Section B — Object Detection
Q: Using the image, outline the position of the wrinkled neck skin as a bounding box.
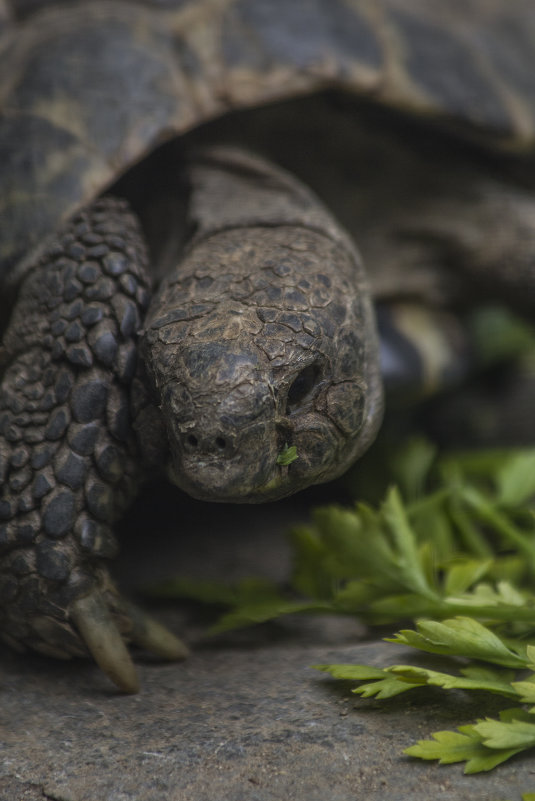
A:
[137,149,383,503]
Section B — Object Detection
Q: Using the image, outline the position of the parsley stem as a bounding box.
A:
[448,491,494,558]
[462,487,535,572]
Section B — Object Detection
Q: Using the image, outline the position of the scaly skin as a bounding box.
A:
[0,198,166,685]
[2,146,535,692]
[0,151,383,689]
[138,150,383,503]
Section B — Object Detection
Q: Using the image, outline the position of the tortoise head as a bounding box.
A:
[140,223,383,503]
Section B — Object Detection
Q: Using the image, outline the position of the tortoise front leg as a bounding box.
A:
[0,198,186,692]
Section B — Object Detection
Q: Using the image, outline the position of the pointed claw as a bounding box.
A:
[124,600,189,661]
[71,591,140,694]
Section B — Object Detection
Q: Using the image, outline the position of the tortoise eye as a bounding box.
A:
[287,364,321,411]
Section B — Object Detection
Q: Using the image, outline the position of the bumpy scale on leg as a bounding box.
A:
[0,198,186,692]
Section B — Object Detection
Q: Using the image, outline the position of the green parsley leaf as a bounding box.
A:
[510,678,535,707]
[277,444,298,465]
[314,663,421,698]
[473,716,535,750]
[496,451,535,507]
[387,618,529,668]
[145,437,535,780]
[405,723,524,773]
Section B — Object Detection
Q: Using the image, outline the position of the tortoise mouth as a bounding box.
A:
[166,455,293,503]
[164,405,373,504]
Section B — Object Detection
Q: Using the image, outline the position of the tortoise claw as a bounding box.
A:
[123,600,190,661]
[71,591,140,694]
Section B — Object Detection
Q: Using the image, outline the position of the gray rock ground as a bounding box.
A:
[1,484,535,801]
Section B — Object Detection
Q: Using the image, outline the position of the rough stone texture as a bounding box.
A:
[1,487,534,801]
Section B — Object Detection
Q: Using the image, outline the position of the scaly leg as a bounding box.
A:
[0,198,187,692]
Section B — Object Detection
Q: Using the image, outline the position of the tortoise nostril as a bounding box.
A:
[184,432,229,453]
[287,363,321,411]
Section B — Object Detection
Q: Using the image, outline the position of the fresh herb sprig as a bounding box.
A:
[148,440,535,773]
[316,619,535,773]
[155,442,535,631]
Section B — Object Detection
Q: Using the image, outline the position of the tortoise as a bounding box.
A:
[1,0,535,693]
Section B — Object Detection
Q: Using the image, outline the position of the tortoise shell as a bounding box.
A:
[1,0,535,282]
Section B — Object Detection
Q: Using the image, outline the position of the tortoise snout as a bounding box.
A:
[180,428,233,458]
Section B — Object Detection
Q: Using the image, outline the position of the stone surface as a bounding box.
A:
[1,484,535,801]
